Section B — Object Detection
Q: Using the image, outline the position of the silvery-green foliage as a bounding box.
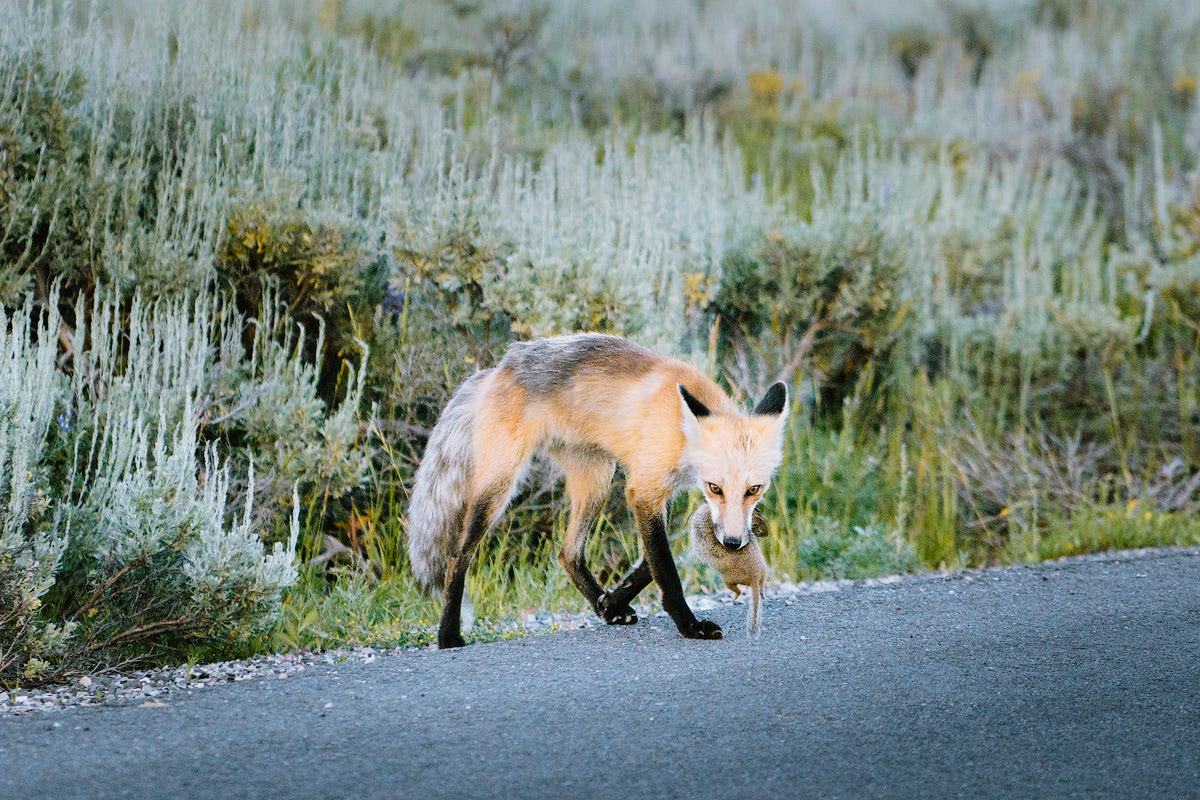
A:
[3,0,1198,324]
[208,285,372,526]
[6,0,1177,366]
[807,138,1118,363]
[1,284,353,681]
[83,406,299,648]
[417,126,773,351]
[0,2,779,357]
[0,294,62,540]
[77,286,360,665]
[67,292,220,501]
[0,1,441,298]
[1116,127,1200,342]
[312,0,1200,162]
[58,286,369,535]
[0,291,72,678]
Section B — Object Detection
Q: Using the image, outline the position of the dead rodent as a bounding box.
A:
[688,504,767,635]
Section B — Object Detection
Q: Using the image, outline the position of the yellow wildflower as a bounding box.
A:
[748,69,784,99]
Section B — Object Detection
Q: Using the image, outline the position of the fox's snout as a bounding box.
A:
[712,518,751,551]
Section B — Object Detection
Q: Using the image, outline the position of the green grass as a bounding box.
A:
[1004,505,1200,565]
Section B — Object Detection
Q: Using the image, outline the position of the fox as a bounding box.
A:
[406,333,788,649]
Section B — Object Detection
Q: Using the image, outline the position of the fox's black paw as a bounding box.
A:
[438,632,467,649]
[680,619,723,640]
[597,593,639,625]
[603,604,639,625]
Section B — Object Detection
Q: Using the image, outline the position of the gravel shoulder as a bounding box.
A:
[2,546,1198,800]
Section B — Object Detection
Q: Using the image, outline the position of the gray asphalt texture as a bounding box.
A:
[3,548,1199,800]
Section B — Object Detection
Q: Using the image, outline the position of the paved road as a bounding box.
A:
[3,548,1199,800]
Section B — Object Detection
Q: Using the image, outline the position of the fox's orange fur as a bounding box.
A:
[406,333,788,648]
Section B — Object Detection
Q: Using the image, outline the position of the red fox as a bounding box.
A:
[406,333,788,649]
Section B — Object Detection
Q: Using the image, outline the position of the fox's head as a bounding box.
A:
[678,382,788,552]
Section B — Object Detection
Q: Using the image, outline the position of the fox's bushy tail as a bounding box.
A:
[407,369,491,591]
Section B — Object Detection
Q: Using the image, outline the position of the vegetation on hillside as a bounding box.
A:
[3,0,1200,683]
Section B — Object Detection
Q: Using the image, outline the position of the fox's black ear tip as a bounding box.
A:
[678,384,712,418]
[754,382,789,417]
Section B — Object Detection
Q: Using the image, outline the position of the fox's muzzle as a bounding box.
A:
[716,516,751,550]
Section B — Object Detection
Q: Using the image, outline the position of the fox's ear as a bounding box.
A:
[678,385,711,419]
[678,384,710,442]
[753,382,788,417]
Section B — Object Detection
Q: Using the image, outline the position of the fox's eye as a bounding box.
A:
[707,482,723,496]
[745,485,762,497]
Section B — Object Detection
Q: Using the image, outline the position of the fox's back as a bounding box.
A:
[494,334,733,463]
[499,334,661,397]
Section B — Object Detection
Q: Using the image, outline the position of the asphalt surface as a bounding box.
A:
[2,548,1199,800]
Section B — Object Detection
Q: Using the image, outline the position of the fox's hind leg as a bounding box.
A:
[438,391,534,649]
[438,492,503,649]
[553,448,634,623]
[439,478,526,649]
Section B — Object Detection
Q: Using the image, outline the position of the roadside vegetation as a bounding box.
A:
[3,0,1200,684]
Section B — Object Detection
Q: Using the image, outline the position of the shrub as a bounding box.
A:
[0,289,338,684]
[218,204,389,395]
[796,518,918,580]
[0,291,71,680]
[207,286,373,531]
[713,219,908,404]
[54,418,299,667]
[0,52,88,304]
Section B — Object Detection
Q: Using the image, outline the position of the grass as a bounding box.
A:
[1004,504,1200,565]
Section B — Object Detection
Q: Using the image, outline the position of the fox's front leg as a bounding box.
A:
[597,558,651,625]
[635,504,721,640]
